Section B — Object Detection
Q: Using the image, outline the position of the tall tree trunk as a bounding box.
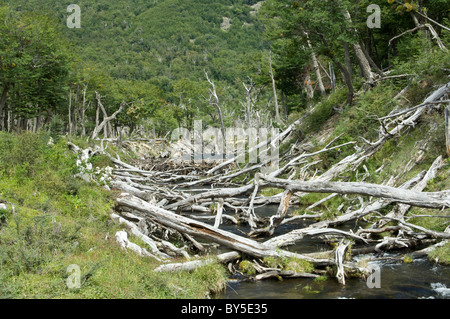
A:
[336,61,354,105]
[81,86,87,137]
[205,71,226,156]
[305,35,326,97]
[344,42,353,84]
[269,50,281,125]
[445,105,450,157]
[0,84,9,131]
[68,88,73,136]
[304,68,315,101]
[342,9,375,84]
[329,63,336,91]
[243,82,253,126]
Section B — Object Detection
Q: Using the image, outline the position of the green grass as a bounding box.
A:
[428,243,450,266]
[0,132,228,299]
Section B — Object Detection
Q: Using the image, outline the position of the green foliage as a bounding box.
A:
[239,260,257,276]
[1,0,272,135]
[303,88,348,135]
[0,131,228,298]
[428,243,450,265]
[333,84,400,140]
[0,213,81,276]
[263,255,314,273]
[0,6,72,122]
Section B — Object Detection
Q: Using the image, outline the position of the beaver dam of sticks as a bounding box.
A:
[70,82,450,287]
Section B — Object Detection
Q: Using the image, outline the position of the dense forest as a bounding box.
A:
[0,0,448,137]
[1,0,450,300]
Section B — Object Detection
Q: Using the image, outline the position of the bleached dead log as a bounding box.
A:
[268,141,356,178]
[255,270,320,281]
[110,180,154,202]
[258,174,450,210]
[110,213,171,261]
[114,230,162,260]
[307,82,449,184]
[264,227,368,248]
[261,170,432,248]
[412,239,450,259]
[154,251,240,272]
[385,217,450,240]
[206,110,313,175]
[213,198,224,229]
[188,213,238,225]
[372,156,443,229]
[249,190,292,237]
[335,240,351,285]
[164,184,254,211]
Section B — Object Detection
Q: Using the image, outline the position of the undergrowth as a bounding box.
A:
[0,132,227,299]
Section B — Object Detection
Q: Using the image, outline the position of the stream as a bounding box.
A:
[187,202,450,299]
[177,184,450,299]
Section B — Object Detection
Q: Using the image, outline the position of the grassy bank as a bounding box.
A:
[0,132,227,299]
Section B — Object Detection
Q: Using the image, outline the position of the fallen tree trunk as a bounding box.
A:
[257,174,450,210]
[154,251,240,272]
[371,156,443,230]
[164,184,254,211]
[116,193,332,265]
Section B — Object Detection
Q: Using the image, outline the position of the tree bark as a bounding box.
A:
[269,50,281,125]
[116,193,332,264]
[154,251,240,273]
[205,71,226,155]
[257,174,450,210]
[91,92,125,140]
[336,61,354,105]
[446,104,450,157]
[342,9,375,84]
[0,84,9,131]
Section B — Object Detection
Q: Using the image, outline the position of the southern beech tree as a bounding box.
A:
[0,7,71,132]
[260,0,449,108]
[261,0,382,106]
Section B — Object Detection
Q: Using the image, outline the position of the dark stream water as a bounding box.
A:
[182,189,450,299]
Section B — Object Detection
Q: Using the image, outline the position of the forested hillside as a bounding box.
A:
[1,0,270,135]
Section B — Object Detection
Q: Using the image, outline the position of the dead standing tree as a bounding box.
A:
[204,71,226,156]
[91,92,126,140]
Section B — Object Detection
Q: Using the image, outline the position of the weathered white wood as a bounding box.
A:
[154,251,240,272]
[111,180,154,202]
[373,156,443,229]
[213,198,224,229]
[206,111,311,175]
[255,270,320,281]
[258,174,450,210]
[164,184,254,210]
[116,193,333,265]
[335,240,351,285]
[264,227,368,248]
[110,213,171,261]
[91,92,125,140]
[249,189,292,237]
[114,230,161,260]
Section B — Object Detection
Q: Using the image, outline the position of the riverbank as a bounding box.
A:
[0,132,228,298]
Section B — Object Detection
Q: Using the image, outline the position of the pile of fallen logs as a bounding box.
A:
[69,81,450,285]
